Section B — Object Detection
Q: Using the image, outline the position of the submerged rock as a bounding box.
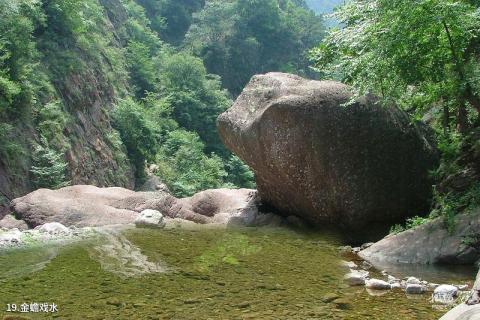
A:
[365,279,391,290]
[134,210,165,229]
[344,270,369,286]
[405,284,425,294]
[218,72,438,235]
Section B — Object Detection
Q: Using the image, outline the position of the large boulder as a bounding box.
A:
[359,209,480,265]
[9,185,264,228]
[217,72,438,234]
[10,185,160,228]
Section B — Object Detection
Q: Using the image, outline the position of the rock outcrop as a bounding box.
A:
[0,0,134,216]
[7,185,269,229]
[359,209,480,265]
[217,72,438,234]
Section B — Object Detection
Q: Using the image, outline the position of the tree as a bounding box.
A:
[30,137,70,189]
[185,0,325,95]
[111,98,158,181]
[160,53,231,155]
[136,0,206,45]
[155,129,227,197]
[311,0,480,133]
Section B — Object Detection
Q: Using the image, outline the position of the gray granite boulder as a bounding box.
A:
[218,72,438,235]
[359,210,480,265]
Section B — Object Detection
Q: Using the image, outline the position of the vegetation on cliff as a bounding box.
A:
[0,0,324,200]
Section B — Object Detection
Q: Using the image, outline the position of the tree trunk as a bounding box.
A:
[443,103,450,135]
[465,83,480,115]
[457,99,469,134]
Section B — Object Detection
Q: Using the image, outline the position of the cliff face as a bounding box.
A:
[0,0,134,216]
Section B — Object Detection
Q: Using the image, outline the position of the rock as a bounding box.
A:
[428,283,440,291]
[387,275,399,283]
[439,304,480,320]
[340,260,357,269]
[366,288,389,296]
[217,72,438,235]
[134,210,165,229]
[10,185,261,228]
[467,270,480,305]
[359,209,480,265]
[406,277,421,285]
[361,242,374,250]
[0,229,23,244]
[344,270,369,286]
[0,214,28,230]
[338,246,353,254]
[184,188,263,227]
[37,222,71,235]
[458,284,469,291]
[138,176,170,193]
[433,285,459,304]
[391,282,402,289]
[332,298,351,310]
[10,185,155,228]
[365,279,391,290]
[321,293,340,303]
[405,284,425,294]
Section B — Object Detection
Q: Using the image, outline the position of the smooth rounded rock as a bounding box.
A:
[405,284,425,294]
[365,279,391,290]
[433,285,459,304]
[37,222,71,235]
[135,210,166,229]
[406,277,421,285]
[344,270,368,286]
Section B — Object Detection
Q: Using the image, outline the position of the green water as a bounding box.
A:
[0,226,467,319]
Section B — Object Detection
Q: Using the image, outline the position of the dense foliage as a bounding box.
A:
[0,0,325,198]
[184,0,326,95]
[311,0,480,229]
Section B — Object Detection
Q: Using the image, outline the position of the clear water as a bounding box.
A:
[0,226,474,319]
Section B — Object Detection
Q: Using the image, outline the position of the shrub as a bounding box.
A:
[111,98,158,182]
[30,137,70,189]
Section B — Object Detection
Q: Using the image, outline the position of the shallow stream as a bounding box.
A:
[0,226,475,319]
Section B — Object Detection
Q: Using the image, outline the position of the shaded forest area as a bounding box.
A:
[0,0,325,205]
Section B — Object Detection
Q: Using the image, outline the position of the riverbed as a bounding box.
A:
[0,226,475,319]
